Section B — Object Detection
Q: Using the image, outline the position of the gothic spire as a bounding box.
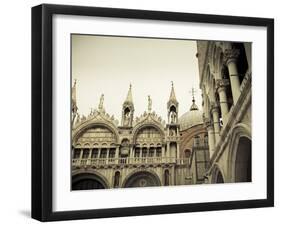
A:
[167,81,179,124]
[169,81,178,103]
[121,84,134,127]
[124,83,133,104]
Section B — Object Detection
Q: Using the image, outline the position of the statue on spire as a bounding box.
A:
[148,95,152,112]
[98,94,104,111]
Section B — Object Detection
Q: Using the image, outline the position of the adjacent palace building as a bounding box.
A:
[196,41,251,184]
[71,40,251,190]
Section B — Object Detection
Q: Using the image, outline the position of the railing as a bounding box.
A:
[72,157,189,167]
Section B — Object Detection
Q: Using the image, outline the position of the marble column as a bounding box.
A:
[106,148,109,164]
[211,107,220,144]
[244,43,252,73]
[130,146,134,158]
[203,91,208,115]
[115,146,119,164]
[162,146,165,162]
[176,143,180,160]
[79,149,83,160]
[115,146,119,158]
[129,146,133,164]
[206,124,215,158]
[224,48,241,105]
[97,148,101,158]
[88,149,92,159]
[167,143,170,160]
[216,81,229,123]
[140,148,142,158]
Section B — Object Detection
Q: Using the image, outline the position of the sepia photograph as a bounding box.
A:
[71,34,252,190]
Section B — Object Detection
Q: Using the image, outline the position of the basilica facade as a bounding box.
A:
[196,40,252,183]
[71,82,208,190]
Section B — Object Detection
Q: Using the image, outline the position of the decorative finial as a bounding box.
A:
[189,87,199,111]
[190,87,196,103]
[171,81,174,87]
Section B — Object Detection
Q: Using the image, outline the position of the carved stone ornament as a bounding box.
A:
[215,79,230,89]
[223,48,240,65]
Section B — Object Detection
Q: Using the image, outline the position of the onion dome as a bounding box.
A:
[179,91,203,131]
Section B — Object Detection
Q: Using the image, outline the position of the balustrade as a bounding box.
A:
[72,156,189,167]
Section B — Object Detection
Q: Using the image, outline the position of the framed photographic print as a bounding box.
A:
[31,4,274,221]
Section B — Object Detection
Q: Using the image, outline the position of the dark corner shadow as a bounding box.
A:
[19,209,31,218]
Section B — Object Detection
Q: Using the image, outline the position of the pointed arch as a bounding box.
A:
[211,164,225,183]
[227,123,251,182]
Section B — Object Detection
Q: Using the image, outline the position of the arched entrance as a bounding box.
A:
[234,137,252,182]
[123,171,161,188]
[72,173,109,190]
[216,170,224,183]
[212,166,224,183]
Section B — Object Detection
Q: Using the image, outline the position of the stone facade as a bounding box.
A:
[196,40,252,183]
[71,82,208,189]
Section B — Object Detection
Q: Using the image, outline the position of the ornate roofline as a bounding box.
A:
[72,111,120,144]
[132,112,166,144]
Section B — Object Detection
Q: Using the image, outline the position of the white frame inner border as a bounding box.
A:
[53,14,267,212]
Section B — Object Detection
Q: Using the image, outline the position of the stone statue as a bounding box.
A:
[98,94,104,110]
[148,95,152,112]
[169,129,174,136]
[124,111,130,126]
[170,111,177,123]
[90,108,94,116]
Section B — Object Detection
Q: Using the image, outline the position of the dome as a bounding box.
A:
[179,109,203,131]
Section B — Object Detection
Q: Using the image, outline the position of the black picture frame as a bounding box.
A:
[31,3,274,222]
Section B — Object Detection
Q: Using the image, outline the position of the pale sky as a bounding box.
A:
[72,34,202,123]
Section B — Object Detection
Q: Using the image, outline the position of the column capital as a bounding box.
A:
[215,79,230,91]
[203,118,212,130]
[210,105,220,115]
[206,122,214,132]
[223,48,240,65]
